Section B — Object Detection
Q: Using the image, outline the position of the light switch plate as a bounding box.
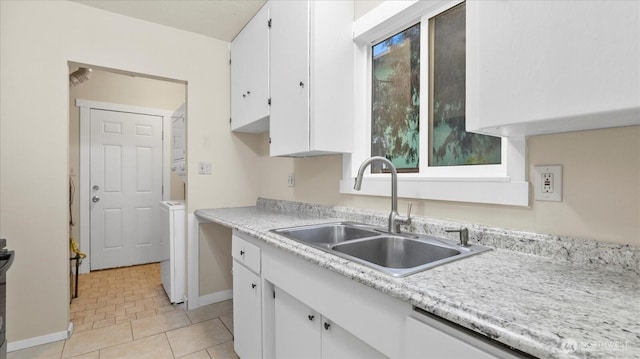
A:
[198,161,212,175]
[534,165,562,202]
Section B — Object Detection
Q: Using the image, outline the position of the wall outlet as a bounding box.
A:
[198,161,212,175]
[542,173,554,193]
[287,173,295,187]
[534,165,562,201]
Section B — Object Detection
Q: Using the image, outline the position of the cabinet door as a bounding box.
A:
[268,0,310,156]
[231,5,269,133]
[321,319,387,359]
[274,287,321,359]
[233,261,262,359]
[466,1,640,136]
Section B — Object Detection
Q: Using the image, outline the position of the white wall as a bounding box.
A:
[0,0,259,344]
[199,223,232,296]
[257,126,640,245]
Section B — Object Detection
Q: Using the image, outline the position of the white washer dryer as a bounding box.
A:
[159,201,186,304]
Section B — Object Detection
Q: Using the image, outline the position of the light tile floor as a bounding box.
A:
[8,263,238,359]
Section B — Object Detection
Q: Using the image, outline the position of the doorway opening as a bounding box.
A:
[68,63,187,295]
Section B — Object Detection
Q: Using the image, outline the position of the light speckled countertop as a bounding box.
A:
[195,199,640,359]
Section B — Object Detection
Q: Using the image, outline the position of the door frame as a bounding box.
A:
[77,99,173,273]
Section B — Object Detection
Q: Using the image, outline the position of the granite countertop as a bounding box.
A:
[195,200,640,359]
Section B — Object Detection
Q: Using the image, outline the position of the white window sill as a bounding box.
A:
[339,176,529,206]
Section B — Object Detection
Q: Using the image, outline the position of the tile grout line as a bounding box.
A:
[163,332,177,359]
[219,320,233,340]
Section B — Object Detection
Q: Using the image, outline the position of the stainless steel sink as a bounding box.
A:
[332,236,461,269]
[274,222,380,247]
[273,222,491,277]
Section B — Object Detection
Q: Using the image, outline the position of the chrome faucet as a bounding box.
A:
[353,156,411,233]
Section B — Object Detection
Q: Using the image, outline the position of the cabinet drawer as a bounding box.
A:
[232,235,261,273]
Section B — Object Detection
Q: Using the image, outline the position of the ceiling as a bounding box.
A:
[71,0,267,42]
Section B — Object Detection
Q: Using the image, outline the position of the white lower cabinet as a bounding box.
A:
[320,318,387,359]
[231,230,526,359]
[274,286,320,359]
[232,234,262,359]
[274,287,385,359]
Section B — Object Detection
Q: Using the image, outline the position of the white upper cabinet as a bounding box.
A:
[466,0,640,137]
[231,5,269,133]
[268,0,354,157]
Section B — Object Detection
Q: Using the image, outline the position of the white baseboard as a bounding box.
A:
[198,289,233,307]
[7,322,73,352]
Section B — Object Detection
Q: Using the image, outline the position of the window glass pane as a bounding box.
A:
[429,3,501,166]
[371,23,420,173]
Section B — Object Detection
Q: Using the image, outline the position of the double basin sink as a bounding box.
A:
[272,222,491,277]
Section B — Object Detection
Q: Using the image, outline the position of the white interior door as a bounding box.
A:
[90,109,164,270]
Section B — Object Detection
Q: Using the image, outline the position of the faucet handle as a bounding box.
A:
[393,202,413,231]
[445,227,469,247]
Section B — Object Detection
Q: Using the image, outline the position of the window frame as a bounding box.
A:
[340,0,529,206]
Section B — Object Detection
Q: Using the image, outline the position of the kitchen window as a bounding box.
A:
[341,0,528,206]
[427,3,501,168]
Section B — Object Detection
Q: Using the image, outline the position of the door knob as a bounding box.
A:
[92,196,100,203]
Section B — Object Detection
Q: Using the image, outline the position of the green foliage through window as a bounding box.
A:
[370,2,501,172]
[371,23,420,173]
[429,3,501,166]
